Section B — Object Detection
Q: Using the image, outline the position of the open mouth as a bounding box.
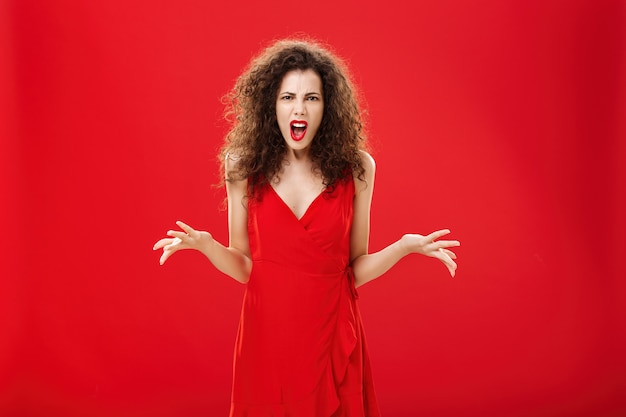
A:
[290,120,308,141]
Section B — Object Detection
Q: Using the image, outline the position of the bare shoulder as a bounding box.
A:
[354,150,376,194]
[358,149,376,173]
[224,153,247,191]
[224,152,241,174]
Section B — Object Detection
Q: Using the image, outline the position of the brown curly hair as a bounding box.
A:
[221,38,368,195]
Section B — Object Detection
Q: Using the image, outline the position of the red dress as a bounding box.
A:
[229,177,381,417]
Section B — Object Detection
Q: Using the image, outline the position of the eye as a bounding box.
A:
[307,96,320,101]
[281,95,292,100]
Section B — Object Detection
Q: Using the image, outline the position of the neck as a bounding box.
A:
[285,147,311,162]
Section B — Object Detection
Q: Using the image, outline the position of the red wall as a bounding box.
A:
[3,1,625,416]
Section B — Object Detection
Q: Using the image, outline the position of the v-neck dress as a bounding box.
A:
[229,177,380,417]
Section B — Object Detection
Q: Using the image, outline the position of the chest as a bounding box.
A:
[270,169,325,221]
[247,175,355,264]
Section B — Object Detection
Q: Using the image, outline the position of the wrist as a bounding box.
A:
[198,232,216,258]
[398,234,413,256]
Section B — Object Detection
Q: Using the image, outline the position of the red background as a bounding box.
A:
[2,1,625,416]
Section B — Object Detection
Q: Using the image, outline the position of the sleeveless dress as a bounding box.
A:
[229,177,381,417]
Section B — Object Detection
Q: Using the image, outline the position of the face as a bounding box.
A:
[275,69,324,153]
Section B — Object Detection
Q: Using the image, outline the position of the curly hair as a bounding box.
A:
[221,38,368,196]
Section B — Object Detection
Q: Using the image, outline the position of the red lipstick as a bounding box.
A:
[290,120,308,141]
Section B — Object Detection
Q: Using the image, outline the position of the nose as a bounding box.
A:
[293,99,306,116]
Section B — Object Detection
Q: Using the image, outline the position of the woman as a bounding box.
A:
[153,39,460,417]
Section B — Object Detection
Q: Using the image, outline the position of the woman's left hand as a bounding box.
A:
[401,229,460,277]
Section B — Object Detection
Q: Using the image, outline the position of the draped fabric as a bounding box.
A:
[229,178,380,417]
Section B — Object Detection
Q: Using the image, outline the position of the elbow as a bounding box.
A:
[349,253,365,267]
[237,261,252,284]
[350,262,365,288]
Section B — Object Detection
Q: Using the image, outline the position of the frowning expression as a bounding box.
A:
[276,69,324,153]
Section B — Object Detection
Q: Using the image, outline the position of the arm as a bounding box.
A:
[152,156,252,284]
[350,151,460,288]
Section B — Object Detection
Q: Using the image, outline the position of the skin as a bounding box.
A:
[153,69,460,285]
[272,69,326,219]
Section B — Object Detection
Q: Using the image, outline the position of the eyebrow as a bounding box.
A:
[279,91,322,96]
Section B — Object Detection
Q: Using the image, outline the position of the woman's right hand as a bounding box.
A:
[153,221,214,265]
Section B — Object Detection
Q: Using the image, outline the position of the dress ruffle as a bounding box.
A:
[230,177,380,416]
[230,270,379,417]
